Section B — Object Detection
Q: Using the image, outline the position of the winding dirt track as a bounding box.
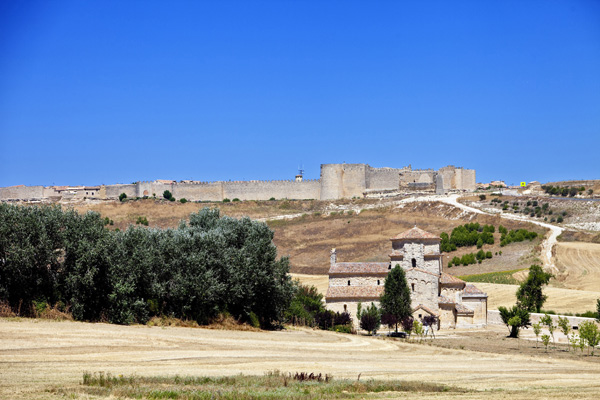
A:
[1,319,600,399]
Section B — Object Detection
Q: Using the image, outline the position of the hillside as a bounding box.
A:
[68,197,546,275]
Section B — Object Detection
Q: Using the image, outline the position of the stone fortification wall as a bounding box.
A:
[366,166,406,190]
[105,184,137,199]
[223,180,320,201]
[170,182,223,202]
[438,165,476,191]
[0,185,44,200]
[320,164,366,200]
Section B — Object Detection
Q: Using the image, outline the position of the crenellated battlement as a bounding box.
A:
[0,163,474,202]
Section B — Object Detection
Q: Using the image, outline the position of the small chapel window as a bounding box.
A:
[343,304,347,312]
[411,283,415,292]
[377,280,380,285]
[348,280,351,286]
[388,263,391,270]
[411,258,416,268]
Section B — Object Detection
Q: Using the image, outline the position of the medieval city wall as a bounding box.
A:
[366,167,406,190]
[320,164,367,200]
[105,184,137,199]
[0,185,44,200]
[222,180,321,201]
[0,163,476,202]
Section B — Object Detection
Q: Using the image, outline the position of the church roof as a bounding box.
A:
[325,285,384,300]
[463,284,488,297]
[440,272,466,285]
[328,262,389,275]
[455,303,475,315]
[391,226,440,241]
[413,304,440,317]
[438,295,455,305]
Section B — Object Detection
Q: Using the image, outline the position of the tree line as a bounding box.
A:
[0,204,294,328]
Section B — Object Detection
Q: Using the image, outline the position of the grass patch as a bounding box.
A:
[70,371,466,399]
[458,269,525,285]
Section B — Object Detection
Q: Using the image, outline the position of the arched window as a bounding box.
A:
[412,258,417,268]
[348,280,351,286]
[388,263,392,270]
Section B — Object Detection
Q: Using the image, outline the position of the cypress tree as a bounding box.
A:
[380,264,412,332]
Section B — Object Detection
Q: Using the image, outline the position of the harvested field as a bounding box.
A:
[2,319,600,399]
[554,242,600,291]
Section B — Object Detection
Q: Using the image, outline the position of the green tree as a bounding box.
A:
[119,193,127,202]
[540,314,556,346]
[532,322,542,348]
[359,302,381,335]
[498,305,530,338]
[579,321,600,355]
[163,190,173,201]
[596,299,600,322]
[516,265,553,312]
[558,316,571,350]
[541,334,551,352]
[379,265,411,332]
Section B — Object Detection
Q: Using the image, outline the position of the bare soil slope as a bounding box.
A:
[2,319,600,400]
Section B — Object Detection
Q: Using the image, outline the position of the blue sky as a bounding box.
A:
[1,1,599,187]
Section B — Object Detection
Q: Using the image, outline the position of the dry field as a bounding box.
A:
[1,319,600,399]
[554,242,600,291]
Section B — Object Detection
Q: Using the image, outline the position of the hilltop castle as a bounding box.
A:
[0,163,475,202]
[326,226,488,329]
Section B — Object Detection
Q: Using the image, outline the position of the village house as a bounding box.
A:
[325,226,488,329]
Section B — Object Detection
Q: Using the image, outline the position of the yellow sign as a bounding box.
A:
[520,182,527,187]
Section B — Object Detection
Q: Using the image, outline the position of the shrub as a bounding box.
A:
[232,198,240,202]
[479,194,486,201]
[119,193,127,202]
[135,216,149,226]
[222,198,231,203]
[179,198,188,204]
[269,197,276,201]
[557,216,563,223]
[163,190,173,201]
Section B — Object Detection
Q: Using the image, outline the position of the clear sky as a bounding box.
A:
[1,1,599,187]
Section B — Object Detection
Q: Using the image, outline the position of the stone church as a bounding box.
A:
[325,226,488,329]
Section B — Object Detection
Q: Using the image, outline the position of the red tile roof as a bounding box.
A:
[325,285,384,300]
[455,303,474,315]
[328,262,390,275]
[438,295,455,305]
[391,226,440,241]
[413,304,440,317]
[440,272,466,285]
[463,284,487,297]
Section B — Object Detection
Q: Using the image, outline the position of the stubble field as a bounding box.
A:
[1,319,600,399]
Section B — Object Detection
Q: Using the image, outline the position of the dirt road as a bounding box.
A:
[1,319,600,399]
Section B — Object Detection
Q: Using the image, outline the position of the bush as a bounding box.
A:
[479,194,486,201]
[119,193,127,202]
[135,216,149,226]
[163,190,173,201]
[232,198,240,202]
[222,198,231,203]
[557,216,563,223]
[269,197,276,201]
[179,198,187,204]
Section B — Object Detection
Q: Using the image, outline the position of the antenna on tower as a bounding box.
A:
[295,162,304,182]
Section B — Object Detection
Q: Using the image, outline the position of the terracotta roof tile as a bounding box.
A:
[328,262,390,275]
[455,303,474,315]
[440,272,466,285]
[326,285,384,300]
[438,295,455,305]
[413,304,440,317]
[463,284,488,297]
[391,226,440,241]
